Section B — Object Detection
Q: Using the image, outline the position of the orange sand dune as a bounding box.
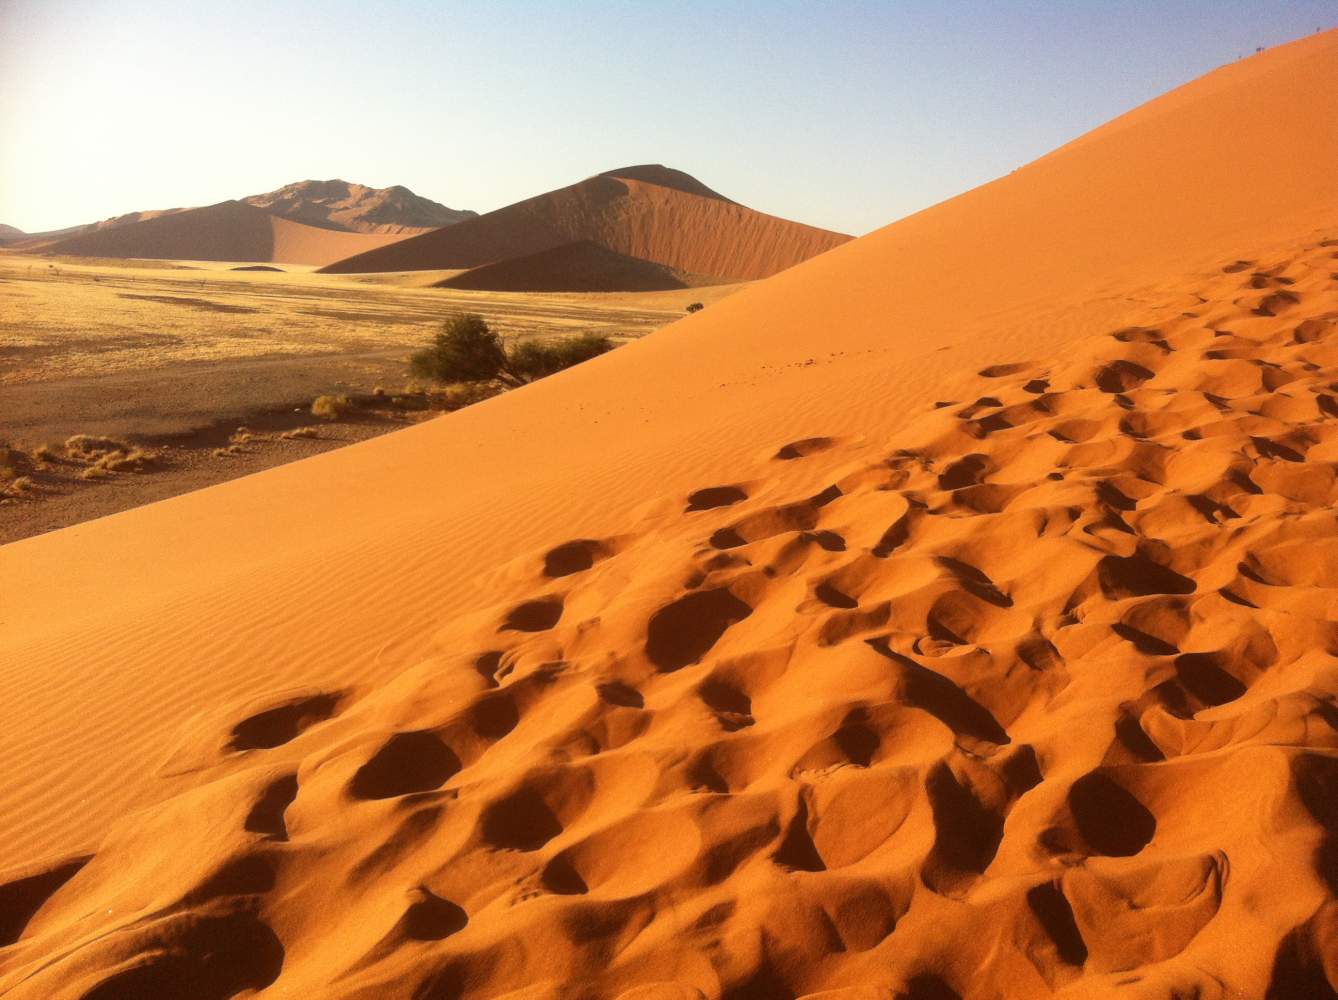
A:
[319,164,851,281]
[37,200,410,266]
[436,240,697,292]
[3,29,1338,1000]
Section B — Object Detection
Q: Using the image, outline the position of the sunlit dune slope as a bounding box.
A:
[319,164,851,280]
[2,29,1338,1000]
[37,200,410,265]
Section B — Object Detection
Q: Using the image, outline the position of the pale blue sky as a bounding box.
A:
[1,1,1332,235]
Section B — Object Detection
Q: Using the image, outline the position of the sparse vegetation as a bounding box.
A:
[686,302,704,313]
[32,444,57,464]
[410,313,615,387]
[280,426,320,440]
[312,394,353,420]
[80,466,110,480]
[64,434,156,472]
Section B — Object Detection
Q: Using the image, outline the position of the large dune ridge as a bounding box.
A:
[35,200,411,266]
[436,240,701,293]
[242,178,477,235]
[2,29,1338,999]
[318,164,852,282]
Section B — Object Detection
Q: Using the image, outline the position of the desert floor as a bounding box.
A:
[0,253,743,542]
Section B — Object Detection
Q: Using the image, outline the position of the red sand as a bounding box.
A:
[1,30,1337,1000]
[319,165,851,282]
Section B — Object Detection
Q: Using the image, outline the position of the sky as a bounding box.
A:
[1,1,1333,236]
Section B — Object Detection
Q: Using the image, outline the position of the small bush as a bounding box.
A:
[508,334,614,382]
[80,466,110,480]
[2,475,33,496]
[94,448,156,472]
[65,434,130,461]
[32,444,57,464]
[280,426,319,440]
[312,395,352,420]
[685,302,704,313]
[435,382,503,411]
[411,314,616,387]
[410,313,509,384]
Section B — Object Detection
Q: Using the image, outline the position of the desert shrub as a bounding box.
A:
[31,444,57,463]
[2,475,32,496]
[65,435,156,472]
[435,381,503,411]
[685,302,704,313]
[312,394,352,420]
[508,334,614,382]
[280,426,319,440]
[411,315,616,387]
[410,313,509,384]
[80,466,110,480]
[65,434,130,461]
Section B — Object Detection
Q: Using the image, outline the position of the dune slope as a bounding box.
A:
[319,165,851,281]
[37,200,410,265]
[242,179,476,234]
[2,30,1338,1000]
[435,240,697,292]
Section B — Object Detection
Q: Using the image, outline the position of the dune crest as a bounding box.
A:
[1,27,1337,1000]
[318,164,851,282]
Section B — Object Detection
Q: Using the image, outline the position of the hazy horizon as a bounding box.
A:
[2,0,1332,236]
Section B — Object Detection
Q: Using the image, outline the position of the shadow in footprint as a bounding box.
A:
[349,732,460,800]
[229,693,341,751]
[1027,881,1088,966]
[646,588,752,672]
[501,597,564,632]
[1068,772,1155,857]
[687,485,748,511]
[543,539,608,578]
[403,889,469,939]
[245,774,299,840]
[480,787,563,851]
[0,854,91,946]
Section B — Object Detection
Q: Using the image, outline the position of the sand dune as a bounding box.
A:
[242,179,476,234]
[38,200,410,266]
[436,240,698,292]
[319,164,851,281]
[2,28,1338,1000]
[0,223,26,242]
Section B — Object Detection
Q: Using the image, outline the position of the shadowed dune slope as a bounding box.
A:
[36,200,411,265]
[318,165,851,280]
[434,240,697,292]
[3,29,1338,1000]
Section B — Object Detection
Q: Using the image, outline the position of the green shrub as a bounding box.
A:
[508,334,614,382]
[410,313,509,384]
[410,314,616,387]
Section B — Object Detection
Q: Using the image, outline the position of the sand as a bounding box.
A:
[436,241,703,293]
[1,28,1337,1000]
[242,179,476,235]
[35,201,410,266]
[319,165,851,284]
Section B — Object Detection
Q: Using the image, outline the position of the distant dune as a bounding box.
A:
[0,223,26,242]
[319,164,851,284]
[3,28,1338,1000]
[243,179,476,234]
[435,240,698,292]
[37,201,409,266]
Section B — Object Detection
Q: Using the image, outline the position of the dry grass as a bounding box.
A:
[79,466,110,480]
[311,395,353,420]
[280,427,319,440]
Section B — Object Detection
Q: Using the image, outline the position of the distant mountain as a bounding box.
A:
[319,164,850,288]
[0,223,27,243]
[242,179,476,234]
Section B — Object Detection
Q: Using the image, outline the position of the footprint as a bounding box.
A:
[1096,553,1195,599]
[978,363,1030,377]
[686,485,748,511]
[1094,360,1155,393]
[698,678,754,731]
[479,786,564,851]
[0,854,91,946]
[775,437,835,460]
[645,588,753,672]
[543,539,610,578]
[1025,881,1088,966]
[228,692,342,751]
[596,681,644,708]
[244,774,299,840]
[79,911,284,1000]
[501,596,564,632]
[1065,771,1156,857]
[348,731,460,800]
[401,888,468,940]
